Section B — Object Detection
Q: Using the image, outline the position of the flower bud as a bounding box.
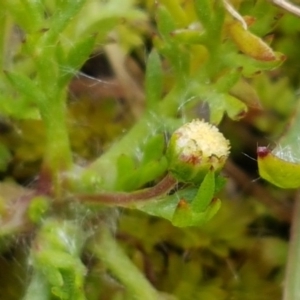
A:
[166,119,230,183]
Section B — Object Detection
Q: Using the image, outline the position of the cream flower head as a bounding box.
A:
[166,119,230,183]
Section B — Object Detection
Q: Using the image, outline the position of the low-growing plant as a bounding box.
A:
[1,0,300,299]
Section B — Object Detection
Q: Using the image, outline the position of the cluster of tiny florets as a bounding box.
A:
[174,119,230,159]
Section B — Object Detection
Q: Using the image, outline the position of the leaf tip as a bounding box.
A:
[177,198,189,209]
[257,146,270,158]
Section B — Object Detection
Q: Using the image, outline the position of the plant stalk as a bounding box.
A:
[39,91,72,195]
[87,84,187,190]
[87,112,164,189]
[77,173,177,206]
[283,191,300,300]
[90,226,161,300]
[23,270,50,300]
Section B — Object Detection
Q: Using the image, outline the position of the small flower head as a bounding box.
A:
[166,119,230,183]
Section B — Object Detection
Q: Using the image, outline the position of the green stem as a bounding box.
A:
[40,91,72,194]
[87,112,163,189]
[158,83,188,117]
[283,191,300,300]
[87,84,186,190]
[43,104,71,171]
[23,270,50,300]
[90,226,161,300]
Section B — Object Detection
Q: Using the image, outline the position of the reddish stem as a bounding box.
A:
[77,173,177,206]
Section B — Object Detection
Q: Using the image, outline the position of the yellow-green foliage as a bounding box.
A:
[0,1,299,299]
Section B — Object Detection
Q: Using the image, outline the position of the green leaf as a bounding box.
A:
[27,196,50,224]
[4,71,44,105]
[79,1,146,42]
[228,20,277,61]
[115,138,167,191]
[171,28,205,44]
[214,68,241,94]
[59,35,97,88]
[42,0,86,45]
[136,172,222,228]
[136,188,198,222]
[210,0,225,39]
[117,158,168,191]
[67,34,96,70]
[0,95,40,119]
[155,4,190,77]
[191,83,247,124]
[117,154,136,176]
[171,197,221,228]
[235,52,286,77]
[141,134,165,164]
[21,0,44,31]
[159,0,188,27]
[257,101,300,188]
[215,175,227,194]
[137,158,168,186]
[230,79,262,109]
[156,4,177,41]
[3,0,44,33]
[171,171,220,227]
[191,170,215,212]
[158,42,190,77]
[81,16,120,42]
[221,94,248,121]
[32,219,87,300]
[194,0,213,28]
[258,147,300,189]
[208,92,247,124]
[115,154,136,190]
[145,50,163,110]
